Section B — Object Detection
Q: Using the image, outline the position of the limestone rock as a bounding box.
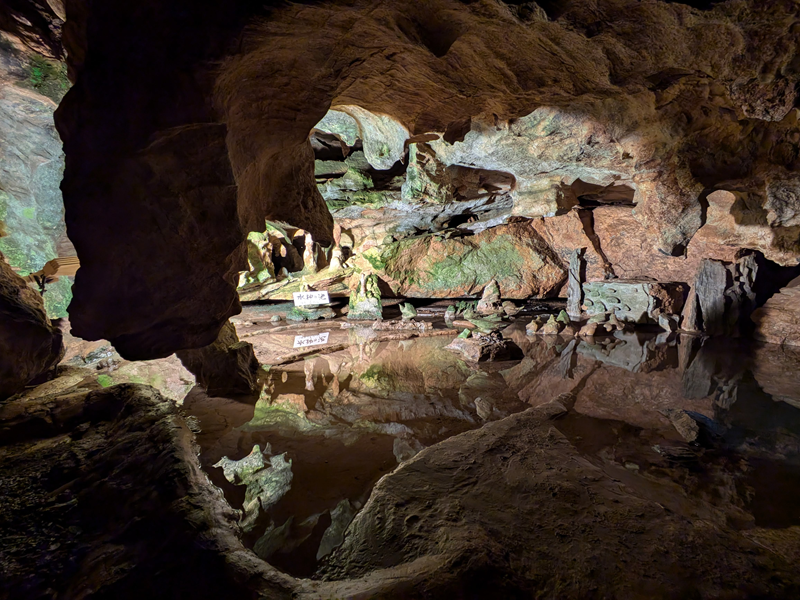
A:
[286,306,335,322]
[321,405,797,597]
[0,75,71,318]
[0,253,63,400]
[700,190,800,267]
[444,332,520,362]
[590,206,739,284]
[661,408,700,443]
[687,256,759,337]
[751,343,800,408]
[566,248,585,320]
[751,277,800,347]
[375,222,565,299]
[176,321,260,396]
[475,279,501,315]
[347,272,382,321]
[583,280,686,325]
[399,302,417,321]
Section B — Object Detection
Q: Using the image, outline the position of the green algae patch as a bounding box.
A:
[241,398,320,433]
[97,374,114,388]
[42,276,73,319]
[374,223,565,299]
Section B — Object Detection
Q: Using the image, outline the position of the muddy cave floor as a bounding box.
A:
[3,302,800,598]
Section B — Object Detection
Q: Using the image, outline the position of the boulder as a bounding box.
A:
[373,222,565,299]
[444,332,521,362]
[0,252,63,400]
[176,321,260,396]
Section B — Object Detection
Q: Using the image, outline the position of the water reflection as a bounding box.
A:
[183,324,800,578]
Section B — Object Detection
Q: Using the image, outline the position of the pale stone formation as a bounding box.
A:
[176,321,260,396]
[398,302,416,321]
[347,272,382,321]
[475,279,502,315]
[582,280,686,325]
[751,276,800,347]
[566,248,585,320]
[0,251,63,399]
[302,231,317,273]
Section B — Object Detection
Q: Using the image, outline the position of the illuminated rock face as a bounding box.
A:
[49,0,800,356]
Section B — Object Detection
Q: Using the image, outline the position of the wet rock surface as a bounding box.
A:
[3,307,800,597]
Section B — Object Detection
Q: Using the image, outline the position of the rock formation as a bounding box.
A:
[752,276,800,346]
[41,0,800,355]
[176,321,260,396]
[0,252,63,399]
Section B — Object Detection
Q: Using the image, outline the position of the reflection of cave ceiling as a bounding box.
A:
[42,0,800,358]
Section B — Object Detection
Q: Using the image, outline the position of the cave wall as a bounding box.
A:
[54,0,800,358]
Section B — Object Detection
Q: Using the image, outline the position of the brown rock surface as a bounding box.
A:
[592,206,739,284]
[752,343,800,409]
[0,252,63,399]
[321,404,800,598]
[751,277,800,347]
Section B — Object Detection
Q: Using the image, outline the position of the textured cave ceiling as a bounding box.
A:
[27,0,798,359]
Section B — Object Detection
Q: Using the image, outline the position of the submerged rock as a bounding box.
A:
[320,405,800,598]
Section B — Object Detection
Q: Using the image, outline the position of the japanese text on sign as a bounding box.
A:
[293,332,330,348]
[293,291,330,307]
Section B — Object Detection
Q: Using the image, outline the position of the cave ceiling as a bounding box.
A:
[36,0,800,358]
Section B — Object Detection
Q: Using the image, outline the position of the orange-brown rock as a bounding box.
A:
[591,206,739,284]
[751,277,800,347]
[0,252,63,399]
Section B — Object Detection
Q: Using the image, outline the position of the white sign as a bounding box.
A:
[293,291,330,307]
[293,332,330,348]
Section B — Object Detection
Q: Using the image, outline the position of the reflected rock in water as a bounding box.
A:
[577,331,679,373]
